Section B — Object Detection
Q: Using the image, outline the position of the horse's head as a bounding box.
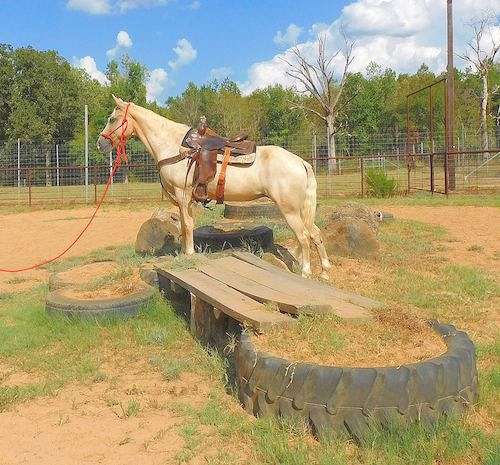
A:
[97,95,136,153]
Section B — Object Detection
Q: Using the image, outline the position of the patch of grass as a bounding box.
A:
[467,244,484,253]
[176,422,201,463]
[121,399,140,418]
[5,277,29,285]
[43,244,147,274]
[81,265,134,292]
[195,204,224,227]
[169,254,206,271]
[320,193,500,208]
[0,384,49,412]
[379,219,448,263]
[150,356,189,381]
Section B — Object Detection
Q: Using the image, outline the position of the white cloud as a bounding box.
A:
[209,66,233,80]
[188,1,201,10]
[168,38,197,70]
[242,0,500,94]
[67,0,111,14]
[66,0,171,14]
[107,30,133,58]
[117,0,170,12]
[274,24,303,47]
[146,68,169,102]
[74,56,110,85]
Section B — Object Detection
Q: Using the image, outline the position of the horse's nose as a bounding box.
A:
[97,136,112,153]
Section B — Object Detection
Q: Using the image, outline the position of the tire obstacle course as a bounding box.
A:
[155,251,478,441]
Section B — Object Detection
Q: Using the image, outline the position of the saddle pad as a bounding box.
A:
[217,152,255,166]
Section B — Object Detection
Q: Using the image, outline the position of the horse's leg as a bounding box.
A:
[309,224,332,279]
[175,188,195,255]
[279,209,311,277]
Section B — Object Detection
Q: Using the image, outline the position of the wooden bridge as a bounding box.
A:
[157,252,381,336]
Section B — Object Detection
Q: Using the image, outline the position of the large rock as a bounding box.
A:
[329,202,379,233]
[324,218,379,258]
[135,211,181,256]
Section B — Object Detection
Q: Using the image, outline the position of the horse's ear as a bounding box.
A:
[112,94,125,108]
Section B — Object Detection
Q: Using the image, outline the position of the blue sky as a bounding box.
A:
[0,0,498,103]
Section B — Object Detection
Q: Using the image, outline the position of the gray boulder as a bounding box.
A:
[329,202,379,233]
[325,214,380,259]
[135,211,181,256]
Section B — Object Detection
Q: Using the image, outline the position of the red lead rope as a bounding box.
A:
[0,104,131,273]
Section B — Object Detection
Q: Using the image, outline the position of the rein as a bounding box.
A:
[0,105,131,273]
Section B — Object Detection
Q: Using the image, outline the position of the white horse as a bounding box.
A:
[98,96,331,278]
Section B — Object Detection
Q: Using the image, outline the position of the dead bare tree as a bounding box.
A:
[281,32,355,172]
[459,13,499,154]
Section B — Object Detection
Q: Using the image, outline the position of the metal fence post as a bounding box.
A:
[17,138,21,188]
[407,164,411,194]
[93,165,97,205]
[56,144,60,187]
[85,104,89,203]
[360,157,364,197]
[28,167,33,206]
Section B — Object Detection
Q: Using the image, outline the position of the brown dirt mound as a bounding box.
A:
[50,261,118,289]
[252,308,447,367]
[61,268,148,300]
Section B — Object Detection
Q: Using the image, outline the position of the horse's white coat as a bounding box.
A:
[98,96,331,278]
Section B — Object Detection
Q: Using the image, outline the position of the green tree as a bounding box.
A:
[7,47,85,185]
[250,85,309,145]
[0,44,14,141]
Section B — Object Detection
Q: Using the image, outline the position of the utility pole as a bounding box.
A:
[84,104,89,203]
[445,0,456,192]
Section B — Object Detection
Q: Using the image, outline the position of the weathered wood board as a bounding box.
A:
[157,267,294,332]
[200,255,373,320]
[232,251,382,311]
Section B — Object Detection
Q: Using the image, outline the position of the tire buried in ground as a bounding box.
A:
[194,225,274,252]
[45,286,155,319]
[235,320,478,442]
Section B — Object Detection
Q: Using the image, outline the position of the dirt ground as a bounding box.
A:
[0,207,156,293]
[0,202,498,465]
[0,352,229,465]
[387,206,500,274]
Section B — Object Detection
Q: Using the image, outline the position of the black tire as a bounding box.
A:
[45,286,155,319]
[194,225,274,252]
[224,202,282,220]
[235,320,478,442]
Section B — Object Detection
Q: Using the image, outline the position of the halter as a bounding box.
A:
[101,103,131,166]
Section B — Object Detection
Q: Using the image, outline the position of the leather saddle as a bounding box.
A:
[181,117,256,204]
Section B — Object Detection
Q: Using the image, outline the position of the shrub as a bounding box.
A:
[365,168,397,197]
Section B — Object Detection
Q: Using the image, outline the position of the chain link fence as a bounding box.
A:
[0,130,498,206]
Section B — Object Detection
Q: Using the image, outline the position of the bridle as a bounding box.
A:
[100,103,131,166]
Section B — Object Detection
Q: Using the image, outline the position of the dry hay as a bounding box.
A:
[252,307,447,367]
[60,266,148,299]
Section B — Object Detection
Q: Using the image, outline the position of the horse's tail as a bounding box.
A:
[301,161,317,234]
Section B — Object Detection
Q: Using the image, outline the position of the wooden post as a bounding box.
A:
[430,153,435,194]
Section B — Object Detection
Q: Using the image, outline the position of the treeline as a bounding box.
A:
[0,44,498,164]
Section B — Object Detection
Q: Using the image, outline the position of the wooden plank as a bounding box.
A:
[231,251,382,310]
[211,256,371,320]
[156,268,294,332]
[198,260,330,315]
